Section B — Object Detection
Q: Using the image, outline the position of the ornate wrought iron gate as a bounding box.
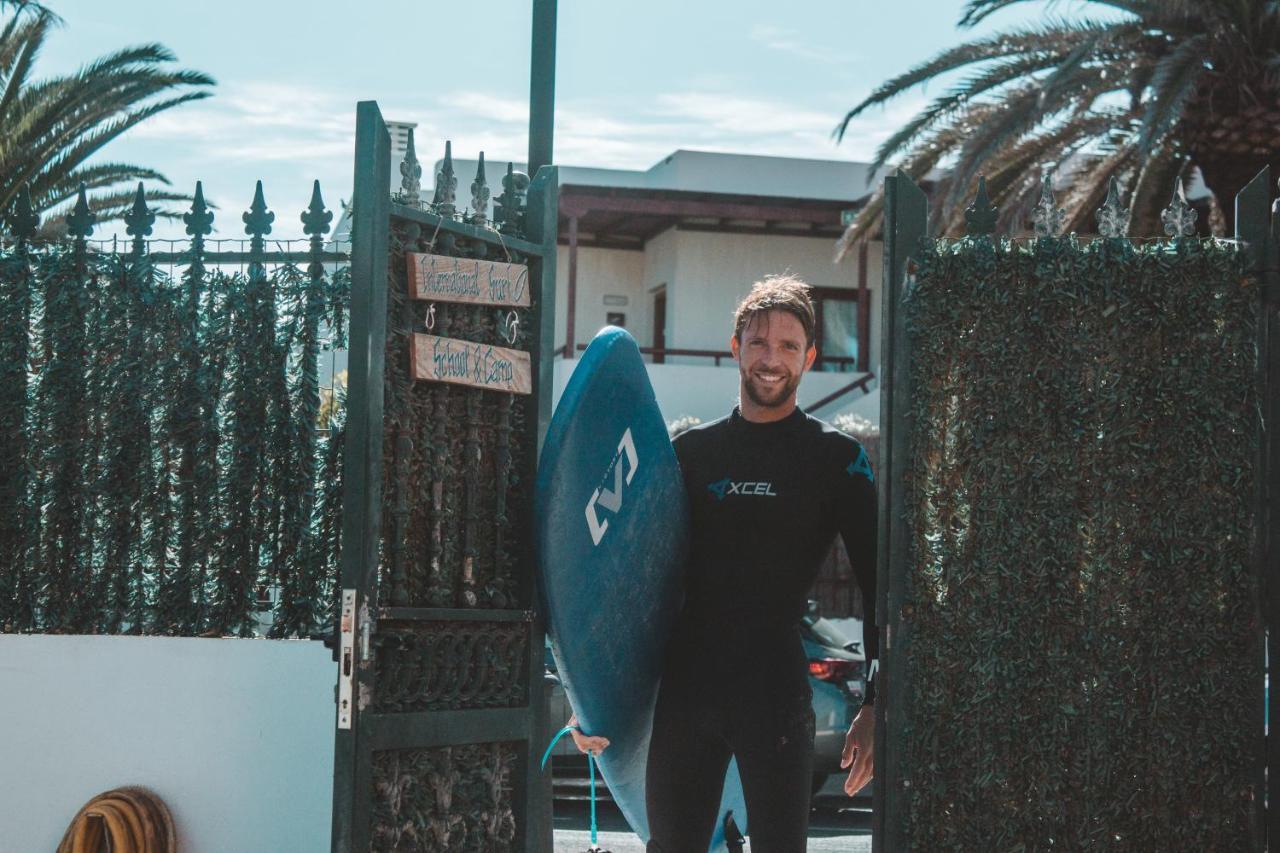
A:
[331,101,559,853]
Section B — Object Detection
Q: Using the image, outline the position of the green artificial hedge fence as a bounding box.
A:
[901,235,1262,851]
[0,242,349,638]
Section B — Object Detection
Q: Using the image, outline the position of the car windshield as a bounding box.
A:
[805,615,853,651]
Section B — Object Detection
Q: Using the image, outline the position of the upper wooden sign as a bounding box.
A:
[410,333,532,395]
[406,252,531,307]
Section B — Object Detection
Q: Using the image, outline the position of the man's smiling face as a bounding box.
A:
[731,309,816,415]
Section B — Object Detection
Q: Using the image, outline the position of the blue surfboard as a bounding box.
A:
[535,327,748,851]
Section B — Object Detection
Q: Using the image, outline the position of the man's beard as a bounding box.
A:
[741,367,801,409]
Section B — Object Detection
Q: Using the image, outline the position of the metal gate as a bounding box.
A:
[331,100,559,852]
[875,169,1279,851]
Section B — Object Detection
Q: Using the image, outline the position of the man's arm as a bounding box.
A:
[835,439,878,796]
[836,440,878,694]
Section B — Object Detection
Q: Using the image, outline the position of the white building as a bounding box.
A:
[430,145,889,426]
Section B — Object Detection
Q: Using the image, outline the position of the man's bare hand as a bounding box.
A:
[567,714,610,757]
[841,704,875,796]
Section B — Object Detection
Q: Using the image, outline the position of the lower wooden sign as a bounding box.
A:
[410,333,532,395]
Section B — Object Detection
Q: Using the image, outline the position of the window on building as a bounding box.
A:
[812,288,870,373]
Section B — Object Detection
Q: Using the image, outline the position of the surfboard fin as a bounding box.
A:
[723,810,746,852]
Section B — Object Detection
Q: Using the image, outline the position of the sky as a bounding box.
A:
[35,0,1061,239]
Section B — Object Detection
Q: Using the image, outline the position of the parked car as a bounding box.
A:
[544,601,867,800]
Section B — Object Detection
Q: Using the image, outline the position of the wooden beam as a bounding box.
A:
[560,192,843,225]
[858,243,871,373]
[674,222,844,239]
[566,214,578,360]
[555,235,645,251]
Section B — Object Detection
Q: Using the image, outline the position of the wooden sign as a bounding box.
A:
[406,252,531,307]
[410,333,532,395]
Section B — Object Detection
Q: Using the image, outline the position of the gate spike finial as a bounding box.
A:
[183,181,215,237]
[433,141,457,217]
[964,176,998,236]
[495,162,530,234]
[123,182,156,238]
[1095,177,1130,238]
[1032,171,1065,237]
[471,152,490,226]
[1160,177,1197,238]
[64,182,94,240]
[302,180,333,237]
[8,182,39,240]
[243,180,275,237]
[399,129,422,207]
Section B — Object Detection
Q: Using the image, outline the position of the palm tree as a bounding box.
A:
[835,0,1280,248]
[0,2,214,230]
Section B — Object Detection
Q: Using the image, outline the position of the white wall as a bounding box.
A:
[555,245,647,354]
[0,635,334,853]
[641,228,679,350]
[666,230,879,370]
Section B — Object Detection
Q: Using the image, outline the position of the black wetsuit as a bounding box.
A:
[645,406,878,853]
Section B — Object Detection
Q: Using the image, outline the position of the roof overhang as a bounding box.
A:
[558,184,860,250]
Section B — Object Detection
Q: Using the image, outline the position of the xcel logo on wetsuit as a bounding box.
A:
[707,478,778,501]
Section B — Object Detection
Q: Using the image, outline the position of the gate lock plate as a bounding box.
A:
[337,589,356,730]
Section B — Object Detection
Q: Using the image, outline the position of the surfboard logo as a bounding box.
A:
[585,428,640,546]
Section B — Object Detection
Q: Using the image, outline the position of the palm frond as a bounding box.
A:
[1136,34,1210,152]
[0,5,212,221]
[0,6,48,126]
[836,0,1278,238]
[835,18,1126,140]
[960,0,1150,28]
[37,162,168,207]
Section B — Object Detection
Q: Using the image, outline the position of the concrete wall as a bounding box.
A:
[1,635,334,853]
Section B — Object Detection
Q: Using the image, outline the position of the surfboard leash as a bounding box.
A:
[540,725,612,853]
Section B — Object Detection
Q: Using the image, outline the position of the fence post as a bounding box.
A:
[1235,168,1272,850]
[876,170,928,853]
[523,162,559,853]
[331,99,392,853]
[1270,187,1280,853]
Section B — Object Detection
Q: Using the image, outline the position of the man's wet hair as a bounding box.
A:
[732,274,816,349]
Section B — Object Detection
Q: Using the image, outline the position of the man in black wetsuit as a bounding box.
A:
[571,275,877,852]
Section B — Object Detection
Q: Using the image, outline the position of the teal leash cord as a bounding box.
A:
[589,748,599,847]
[541,725,604,851]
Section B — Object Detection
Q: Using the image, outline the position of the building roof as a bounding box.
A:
[429,149,887,249]
[439,149,888,205]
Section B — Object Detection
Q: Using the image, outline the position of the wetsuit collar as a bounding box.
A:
[728,405,806,433]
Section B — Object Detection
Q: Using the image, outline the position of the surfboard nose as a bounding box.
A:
[587,324,638,356]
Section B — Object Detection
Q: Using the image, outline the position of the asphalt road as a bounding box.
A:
[552,775,872,852]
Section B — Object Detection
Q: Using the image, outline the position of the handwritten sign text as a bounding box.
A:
[410,333,532,395]
[406,252,531,307]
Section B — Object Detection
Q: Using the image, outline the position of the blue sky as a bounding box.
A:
[37,0,1058,238]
